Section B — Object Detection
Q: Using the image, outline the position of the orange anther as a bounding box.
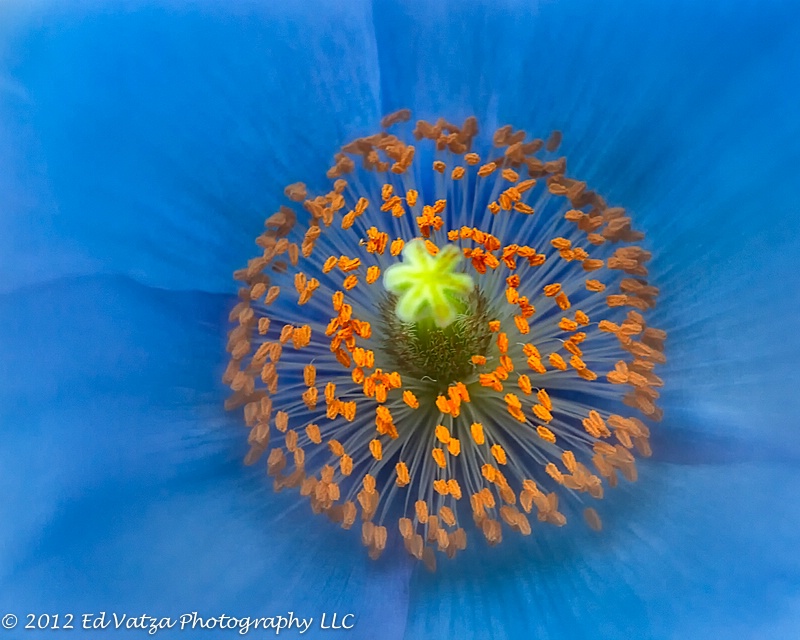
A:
[559,317,579,332]
[424,240,439,256]
[517,178,537,193]
[279,324,294,344]
[471,422,485,445]
[555,292,571,310]
[439,506,456,527]
[433,160,446,173]
[340,454,353,476]
[249,282,267,301]
[396,462,411,487]
[447,479,462,500]
[582,259,604,271]
[398,517,414,539]
[497,332,509,354]
[547,350,567,371]
[362,474,377,494]
[481,464,498,483]
[569,354,587,371]
[543,283,562,297]
[598,320,619,333]
[476,488,495,510]
[305,424,322,444]
[506,189,524,209]
[403,390,419,409]
[465,152,480,165]
[513,202,535,214]
[284,182,307,202]
[433,479,449,496]
[355,197,369,215]
[265,286,280,305]
[381,196,403,212]
[329,291,343,313]
[390,238,405,256]
[545,463,564,483]
[328,439,345,457]
[341,211,357,229]
[451,166,466,180]
[447,438,461,456]
[369,439,383,461]
[562,450,577,473]
[339,256,361,272]
[517,374,533,395]
[491,444,508,465]
[536,426,556,443]
[415,500,429,524]
[494,365,509,382]
[323,256,338,273]
[533,404,553,423]
[478,162,498,177]
[302,387,318,409]
[586,279,606,292]
[432,448,447,468]
[334,348,351,367]
[292,325,311,349]
[361,265,379,285]
[537,388,552,411]
[527,356,547,374]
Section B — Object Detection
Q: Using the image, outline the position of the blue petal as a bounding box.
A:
[404,458,800,639]
[4,0,800,637]
[0,1,381,293]
[0,276,410,639]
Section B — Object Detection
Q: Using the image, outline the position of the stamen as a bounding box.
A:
[226,111,666,569]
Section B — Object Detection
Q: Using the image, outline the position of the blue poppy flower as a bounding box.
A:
[2,1,800,639]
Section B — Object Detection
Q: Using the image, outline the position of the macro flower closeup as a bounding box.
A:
[2,1,800,639]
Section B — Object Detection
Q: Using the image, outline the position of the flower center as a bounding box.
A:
[378,286,494,389]
[224,110,666,571]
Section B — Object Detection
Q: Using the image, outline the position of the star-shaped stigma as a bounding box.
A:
[383,239,475,328]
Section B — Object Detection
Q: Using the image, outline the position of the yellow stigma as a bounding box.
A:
[382,238,474,327]
[224,109,666,571]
